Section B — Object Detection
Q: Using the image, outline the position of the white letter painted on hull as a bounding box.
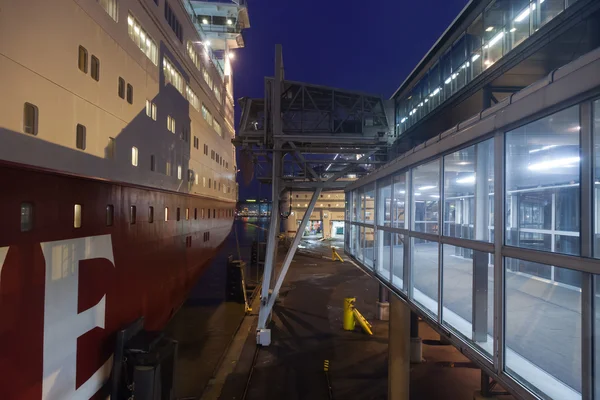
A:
[41,235,115,400]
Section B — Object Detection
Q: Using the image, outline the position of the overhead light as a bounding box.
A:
[487,31,505,47]
[227,19,233,25]
[228,52,235,60]
[515,3,538,23]
[445,77,452,84]
[528,156,580,171]
[430,195,440,198]
[484,60,493,66]
[414,192,422,196]
[471,54,481,62]
[457,161,470,165]
[418,185,436,190]
[456,175,476,184]
[400,117,407,123]
[486,26,494,32]
[399,190,406,194]
[430,87,441,96]
[529,144,558,154]
[510,27,517,32]
[202,18,209,24]
[424,98,429,103]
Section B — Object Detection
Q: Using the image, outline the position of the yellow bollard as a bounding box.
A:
[352,308,373,335]
[343,297,356,331]
[331,246,344,262]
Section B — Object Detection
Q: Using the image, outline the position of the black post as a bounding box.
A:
[481,370,491,397]
[410,311,419,338]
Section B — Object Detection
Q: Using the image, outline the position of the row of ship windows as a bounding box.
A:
[19,202,233,232]
[22,103,233,194]
[92,3,227,138]
[22,101,231,172]
[79,45,135,104]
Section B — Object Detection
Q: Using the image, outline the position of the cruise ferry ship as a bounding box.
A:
[0,0,248,398]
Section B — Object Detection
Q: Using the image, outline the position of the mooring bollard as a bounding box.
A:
[343,297,356,331]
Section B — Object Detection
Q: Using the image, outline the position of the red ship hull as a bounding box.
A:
[0,161,234,399]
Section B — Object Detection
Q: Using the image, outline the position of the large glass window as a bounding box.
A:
[593,99,600,257]
[505,258,581,398]
[392,234,405,291]
[393,172,407,228]
[442,245,494,356]
[364,227,375,268]
[412,160,440,234]
[377,231,391,282]
[364,183,375,224]
[377,177,392,226]
[412,238,439,316]
[444,139,494,242]
[506,105,580,257]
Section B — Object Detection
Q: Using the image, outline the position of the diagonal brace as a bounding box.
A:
[257,187,323,330]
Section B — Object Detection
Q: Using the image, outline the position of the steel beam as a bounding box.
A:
[257,188,323,339]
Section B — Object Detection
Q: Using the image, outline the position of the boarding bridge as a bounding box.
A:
[234,45,392,347]
[345,47,600,400]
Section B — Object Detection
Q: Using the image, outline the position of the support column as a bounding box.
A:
[376,284,389,321]
[410,311,423,363]
[389,296,410,400]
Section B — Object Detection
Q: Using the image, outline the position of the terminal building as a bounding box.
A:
[345,0,600,399]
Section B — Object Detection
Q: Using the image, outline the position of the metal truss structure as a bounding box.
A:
[234,45,393,345]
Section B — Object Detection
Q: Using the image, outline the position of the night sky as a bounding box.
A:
[233,0,469,200]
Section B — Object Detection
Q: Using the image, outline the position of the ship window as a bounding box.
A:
[214,121,222,137]
[131,146,138,166]
[177,165,182,180]
[74,204,82,228]
[127,13,158,65]
[107,137,115,159]
[150,155,155,171]
[23,103,38,135]
[166,161,171,176]
[130,206,136,224]
[76,124,86,150]
[209,178,212,187]
[148,206,154,223]
[21,202,33,232]
[194,208,197,219]
[164,207,169,221]
[91,55,100,81]
[106,205,114,226]
[213,209,216,218]
[78,46,88,73]
[207,208,210,219]
[118,77,125,98]
[127,84,133,104]
[98,0,118,22]
[146,100,157,120]
[186,208,189,220]
[203,177,206,187]
[167,115,176,133]
[177,208,181,221]
[201,208,205,218]
[194,173,199,185]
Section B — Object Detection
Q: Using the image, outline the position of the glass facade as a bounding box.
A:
[412,160,440,234]
[505,258,581,398]
[505,105,581,265]
[345,95,595,399]
[395,0,578,136]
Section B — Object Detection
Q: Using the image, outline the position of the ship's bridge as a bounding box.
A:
[187,0,250,50]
